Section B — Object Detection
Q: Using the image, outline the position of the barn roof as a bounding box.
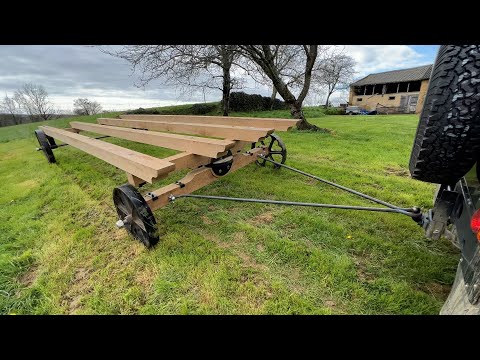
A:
[351,64,433,86]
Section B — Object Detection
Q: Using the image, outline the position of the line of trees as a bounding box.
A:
[104,45,356,131]
[0,83,103,125]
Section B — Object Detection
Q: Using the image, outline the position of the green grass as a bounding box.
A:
[0,109,459,314]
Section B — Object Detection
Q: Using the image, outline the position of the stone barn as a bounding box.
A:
[348,64,433,114]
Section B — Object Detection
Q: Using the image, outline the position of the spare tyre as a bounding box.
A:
[409,45,480,184]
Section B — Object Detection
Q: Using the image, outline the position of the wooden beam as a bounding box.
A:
[163,152,212,170]
[70,121,236,158]
[40,126,175,184]
[97,118,274,142]
[119,114,299,131]
[146,147,268,211]
[127,173,146,187]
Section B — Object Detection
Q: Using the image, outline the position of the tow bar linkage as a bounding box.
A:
[170,153,428,227]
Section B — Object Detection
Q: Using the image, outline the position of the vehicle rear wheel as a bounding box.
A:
[409,45,480,184]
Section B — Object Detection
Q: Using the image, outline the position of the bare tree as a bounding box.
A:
[0,94,19,124]
[102,45,243,116]
[314,52,356,107]
[73,98,102,115]
[239,45,327,131]
[243,45,304,110]
[14,83,53,121]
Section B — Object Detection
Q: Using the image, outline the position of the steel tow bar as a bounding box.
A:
[168,153,424,221]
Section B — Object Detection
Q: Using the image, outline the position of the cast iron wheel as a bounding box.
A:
[113,184,159,248]
[251,133,287,169]
[409,45,480,184]
[35,129,56,163]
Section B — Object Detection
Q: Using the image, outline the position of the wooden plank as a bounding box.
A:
[146,147,269,211]
[97,118,274,142]
[119,114,299,131]
[70,121,236,158]
[40,126,175,184]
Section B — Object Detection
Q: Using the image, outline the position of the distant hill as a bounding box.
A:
[0,113,75,128]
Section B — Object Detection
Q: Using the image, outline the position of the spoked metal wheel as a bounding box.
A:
[113,184,159,248]
[251,133,287,169]
[35,129,56,163]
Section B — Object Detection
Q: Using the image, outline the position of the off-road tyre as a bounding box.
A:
[409,45,480,184]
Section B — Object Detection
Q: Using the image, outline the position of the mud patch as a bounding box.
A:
[324,299,337,308]
[204,232,268,271]
[353,253,375,282]
[134,267,158,290]
[18,266,38,287]
[201,216,214,225]
[420,282,452,299]
[385,166,409,177]
[250,212,274,225]
[69,295,82,314]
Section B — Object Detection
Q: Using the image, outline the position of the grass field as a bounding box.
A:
[0,109,459,314]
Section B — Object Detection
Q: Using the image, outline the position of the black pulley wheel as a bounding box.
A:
[35,129,56,163]
[251,133,287,169]
[409,45,480,184]
[113,184,159,248]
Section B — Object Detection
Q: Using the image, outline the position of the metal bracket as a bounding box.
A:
[425,189,459,240]
[146,192,158,201]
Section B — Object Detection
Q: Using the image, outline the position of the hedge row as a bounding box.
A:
[225,92,288,112]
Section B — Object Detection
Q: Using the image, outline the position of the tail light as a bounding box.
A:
[470,208,480,241]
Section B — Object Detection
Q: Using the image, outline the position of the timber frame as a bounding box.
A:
[38,114,298,206]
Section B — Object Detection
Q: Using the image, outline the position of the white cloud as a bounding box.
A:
[50,95,194,111]
[344,45,430,80]
[0,45,436,111]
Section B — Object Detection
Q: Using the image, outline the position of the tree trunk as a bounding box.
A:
[289,101,318,130]
[270,86,277,110]
[222,66,231,116]
[324,92,332,108]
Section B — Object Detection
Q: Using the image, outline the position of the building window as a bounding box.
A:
[388,96,395,100]
[385,83,398,94]
[357,98,363,101]
[408,80,421,92]
[398,82,409,92]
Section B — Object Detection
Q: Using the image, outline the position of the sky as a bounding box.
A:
[0,45,439,111]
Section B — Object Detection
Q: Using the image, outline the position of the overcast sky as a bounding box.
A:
[0,45,439,111]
